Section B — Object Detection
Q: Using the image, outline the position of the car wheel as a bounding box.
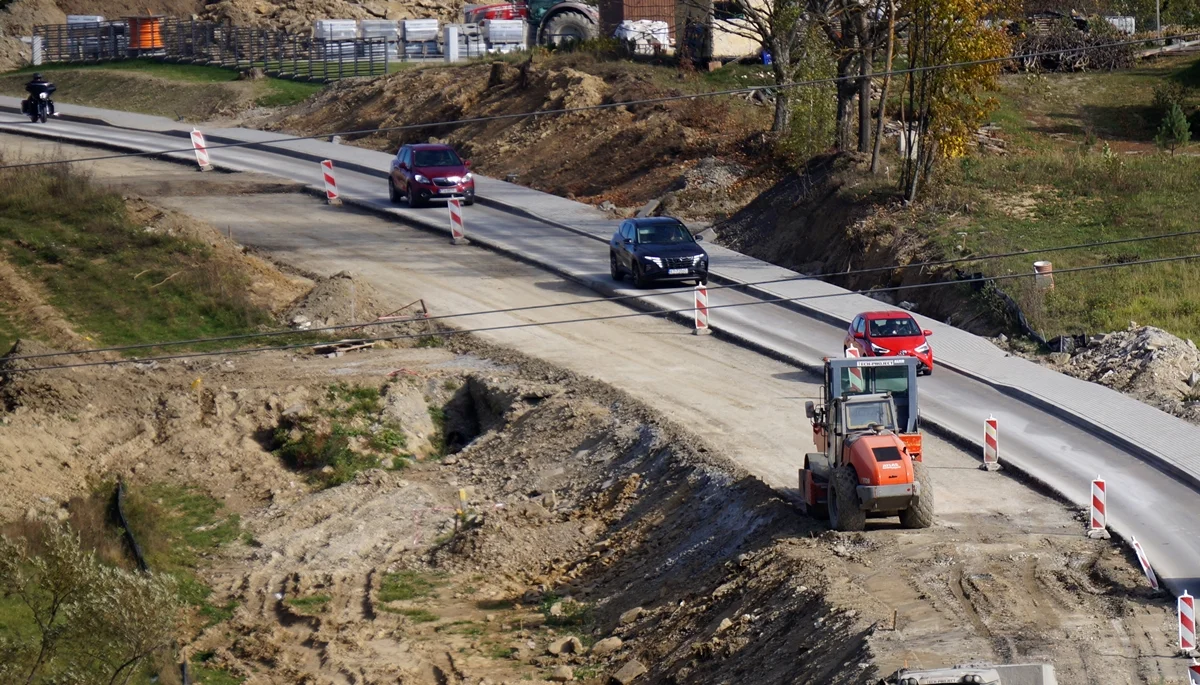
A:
[696,274,708,286]
[407,186,422,209]
[632,263,649,289]
[610,254,624,282]
[388,178,400,204]
[462,198,475,206]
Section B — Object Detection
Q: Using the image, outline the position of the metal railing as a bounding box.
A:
[33,18,392,81]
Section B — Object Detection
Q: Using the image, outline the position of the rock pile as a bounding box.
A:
[1045,324,1200,423]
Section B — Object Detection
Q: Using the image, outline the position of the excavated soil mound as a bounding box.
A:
[263,58,774,218]
[283,270,390,328]
[1046,324,1200,423]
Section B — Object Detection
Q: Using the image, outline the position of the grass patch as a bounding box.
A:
[0,309,25,352]
[0,163,275,350]
[379,570,441,602]
[274,382,412,487]
[540,595,595,631]
[879,53,1200,340]
[191,650,244,685]
[285,594,332,615]
[485,642,518,659]
[381,607,439,623]
[4,59,323,111]
[121,482,241,627]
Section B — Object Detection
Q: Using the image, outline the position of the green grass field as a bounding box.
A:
[0,163,275,349]
[911,53,1200,340]
[1,59,323,116]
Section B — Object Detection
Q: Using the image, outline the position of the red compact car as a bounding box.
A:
[388,143,475,208]
[844,311,934,375]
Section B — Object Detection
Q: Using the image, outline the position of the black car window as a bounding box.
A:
[636,222,694,245]
[869,317,921,338]
[414,149,462,167]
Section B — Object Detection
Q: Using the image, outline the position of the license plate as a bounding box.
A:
[668,268,688,275]
[439,188,459,194]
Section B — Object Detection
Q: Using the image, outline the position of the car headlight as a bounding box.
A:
[414,174,430,184]
[642,256,663,268]
[964,676,982,684]
[463,172,473,181]
[692,254,705,265]
[871,343,889,355]
[914,343,930,354]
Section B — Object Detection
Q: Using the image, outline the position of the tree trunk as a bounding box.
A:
[834,53,858,150]
[870,0,896,173]
[856,9,873,153]
[770,39,792,134]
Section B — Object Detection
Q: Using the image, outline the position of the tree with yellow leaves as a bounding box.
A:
[899,0,1013,202]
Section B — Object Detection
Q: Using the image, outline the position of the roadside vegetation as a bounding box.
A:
[0,59,323,120]
[0,479,245,684]
[0,161,277,352]
[274,382,413,487]
[900,53,1200,339]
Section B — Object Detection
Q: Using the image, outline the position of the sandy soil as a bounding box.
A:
[0,134,1185,684]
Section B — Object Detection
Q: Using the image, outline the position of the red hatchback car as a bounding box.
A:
[388,143,476,208]
[844,311,935,375]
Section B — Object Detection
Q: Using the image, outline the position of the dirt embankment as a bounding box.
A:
[716,154,1002,333]
[1038,324,1200,424]
[262,56,777,220]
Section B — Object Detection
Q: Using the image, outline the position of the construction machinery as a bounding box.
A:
[463,0,599,46]
[799,356,933,531]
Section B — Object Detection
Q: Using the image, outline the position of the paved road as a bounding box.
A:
[1,102,1196,595]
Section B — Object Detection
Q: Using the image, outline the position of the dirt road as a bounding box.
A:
[0,135,1184,682]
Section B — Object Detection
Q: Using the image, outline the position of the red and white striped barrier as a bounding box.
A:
[1189,659,1200,685]
[190,128,212,171]
[981,415,1000,471]
[1087,476,1110,539]
[448,197,468,245]
[1130,536,1160,590]
[1182,591,1196,653]
[692,284,711,335]
[320,159,341,206]
[845,346,865,391]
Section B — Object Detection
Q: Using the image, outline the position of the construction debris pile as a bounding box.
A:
[1045,324,1200,423]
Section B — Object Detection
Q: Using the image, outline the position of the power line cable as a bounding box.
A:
[0,31,1193,172]
[5,252,1198,375]
[8,228,1200,363]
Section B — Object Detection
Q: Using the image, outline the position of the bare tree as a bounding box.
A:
[870,0,897,172]
[679,0,812,133]
[809,0,894,152]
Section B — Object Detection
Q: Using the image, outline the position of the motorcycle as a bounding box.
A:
[20,92,52,123]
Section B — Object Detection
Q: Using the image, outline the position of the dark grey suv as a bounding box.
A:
[609,217,708,288]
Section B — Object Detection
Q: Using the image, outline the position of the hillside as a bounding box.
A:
[260,50,780,220]
[719,51,1200,343]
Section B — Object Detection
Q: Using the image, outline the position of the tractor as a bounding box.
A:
[799,356,933,531]
[463,0,600,46]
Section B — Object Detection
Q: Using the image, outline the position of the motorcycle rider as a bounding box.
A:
[23,73,56,117]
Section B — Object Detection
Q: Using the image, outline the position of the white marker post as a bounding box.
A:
[1181,591,1196,655]
[1087,476,1110,539]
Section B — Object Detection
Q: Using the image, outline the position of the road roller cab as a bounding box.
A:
[799,356,933,531]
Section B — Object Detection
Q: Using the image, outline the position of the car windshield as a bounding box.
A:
[414,149,462,167]
[869,317,922,338]
[845,400,895,431]
[636,222,694,245]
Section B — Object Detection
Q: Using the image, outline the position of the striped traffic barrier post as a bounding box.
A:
[844,346,865,391]
[1189,658,1200,685]
[448,198,469,245]
[981,415,1001,471]
[1087,476,1110,539]
[190,128,213,172]
[320,160,342,206]
[692,284,711,335]
[1130,536,1160,591]
[1182,591,1196,655]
